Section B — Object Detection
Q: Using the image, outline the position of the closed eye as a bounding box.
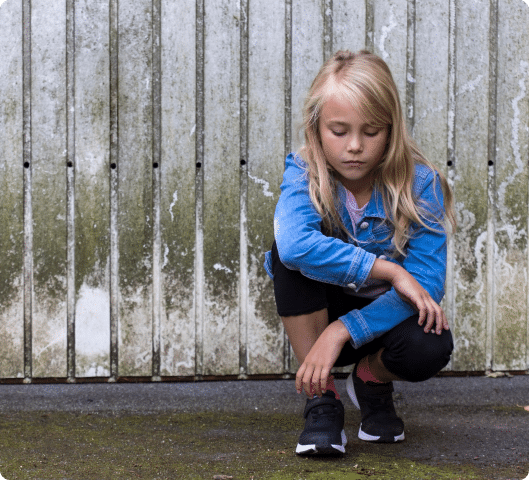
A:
[331,130,346,137]
[364,130,380,137]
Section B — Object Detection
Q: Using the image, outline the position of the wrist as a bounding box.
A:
[369,258,402,283]
[327,320,351,344]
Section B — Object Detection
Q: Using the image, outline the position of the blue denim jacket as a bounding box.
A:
[264,153,447,349]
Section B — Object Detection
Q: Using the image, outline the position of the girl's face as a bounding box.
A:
[319,95,389,196]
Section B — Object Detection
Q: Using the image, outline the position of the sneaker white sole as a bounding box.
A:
[346,371,360,409]
[295,429,347,455]
[358,425,405,443]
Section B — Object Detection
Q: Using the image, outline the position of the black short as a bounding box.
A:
[271,241,453,381]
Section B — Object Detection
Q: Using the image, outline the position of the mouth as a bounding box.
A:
[342,160,365,167]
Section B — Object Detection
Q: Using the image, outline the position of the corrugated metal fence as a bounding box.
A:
[0,0,528,382]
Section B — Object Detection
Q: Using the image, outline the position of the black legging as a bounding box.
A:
[271,241,453,382]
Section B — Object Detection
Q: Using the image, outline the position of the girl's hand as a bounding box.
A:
[295,320,351,397]
[369,258,449,335]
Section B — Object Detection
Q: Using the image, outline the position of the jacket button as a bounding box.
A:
[347,282,357,289]
[360,221,369,229]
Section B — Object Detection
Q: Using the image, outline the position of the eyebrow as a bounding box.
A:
[325,119,378,129]
[326,120,349,126]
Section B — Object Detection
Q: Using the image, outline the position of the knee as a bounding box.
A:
[382,321,454,383]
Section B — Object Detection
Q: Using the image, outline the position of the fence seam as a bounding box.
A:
[109,0,119,382]
[22,0,33,384]
[194,0,205,379]
[66,0,76,382]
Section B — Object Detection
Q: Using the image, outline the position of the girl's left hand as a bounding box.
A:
[295,320,351,397]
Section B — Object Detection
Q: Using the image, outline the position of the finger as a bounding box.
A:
[310,368,321,397]
[296,364,307,394]
[320,369,331,396]
[438,308,449,333]
[443,311,450,330]
[423,302,436,333]
[435,306,445,335]
[303,366,315,397]
[311,365,324,397]
[429,303,442,334]
[415,297,427,326]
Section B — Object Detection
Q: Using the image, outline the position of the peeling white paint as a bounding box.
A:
[213,263,232,274]
[473,230,488,300]
[457,74,484,97]
[510,61,528,167]
[75,284,110,356]
[497,61,528,209]
[414,104,444,129]
[162,245,169,269]
[169,190,178,221]
[84,364,110,377]
[248,174,274,198]
[34,330,66,357]
[378,4,397,61]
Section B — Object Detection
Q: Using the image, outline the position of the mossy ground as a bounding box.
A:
[0,409,522,480]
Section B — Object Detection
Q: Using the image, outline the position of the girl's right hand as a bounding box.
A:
[369,258,449,335]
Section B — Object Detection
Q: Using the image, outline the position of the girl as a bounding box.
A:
[264,50,456,455]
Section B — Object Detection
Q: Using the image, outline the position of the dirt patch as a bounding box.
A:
[0,410,524,480]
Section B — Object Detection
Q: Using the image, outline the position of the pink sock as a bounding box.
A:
[324,377,340,400]
[356,356,385,384]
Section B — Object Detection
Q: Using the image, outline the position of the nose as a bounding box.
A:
[347,134,363,153]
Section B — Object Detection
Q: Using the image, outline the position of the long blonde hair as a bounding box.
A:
[299,50,456,256]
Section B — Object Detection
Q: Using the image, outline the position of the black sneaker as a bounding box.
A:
[346,365,405,443]
[295,391,347,455]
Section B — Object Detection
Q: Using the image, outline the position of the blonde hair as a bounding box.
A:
[299,50,456,256]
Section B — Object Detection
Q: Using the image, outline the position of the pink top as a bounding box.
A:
[344,189,391,299]
[345,189,367,233]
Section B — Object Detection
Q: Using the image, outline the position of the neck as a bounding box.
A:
[341,179,373,208]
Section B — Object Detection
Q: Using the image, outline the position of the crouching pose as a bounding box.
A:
[264,50,455,455]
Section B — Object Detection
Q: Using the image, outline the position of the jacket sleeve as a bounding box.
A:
[274,154,376,288]
[339,169,448,348]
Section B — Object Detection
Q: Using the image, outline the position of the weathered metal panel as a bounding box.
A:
[291,0,324,153]
[201,0,241,375]
[246,0,286,374]
[491,0,529,370]
[1,0,529,381]
[0,0,24,378]
[413,0,449,171]
[372,0,407,103]
[74,0,111,378]
[288,0,324,373]
[117,0,153,376]
[159,0,196,377]
[333,0,365,51]
[31,0,68,377]
[412,0,451,356]
[450,0,491,371]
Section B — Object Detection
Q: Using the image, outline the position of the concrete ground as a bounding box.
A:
[0,374,528,479]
